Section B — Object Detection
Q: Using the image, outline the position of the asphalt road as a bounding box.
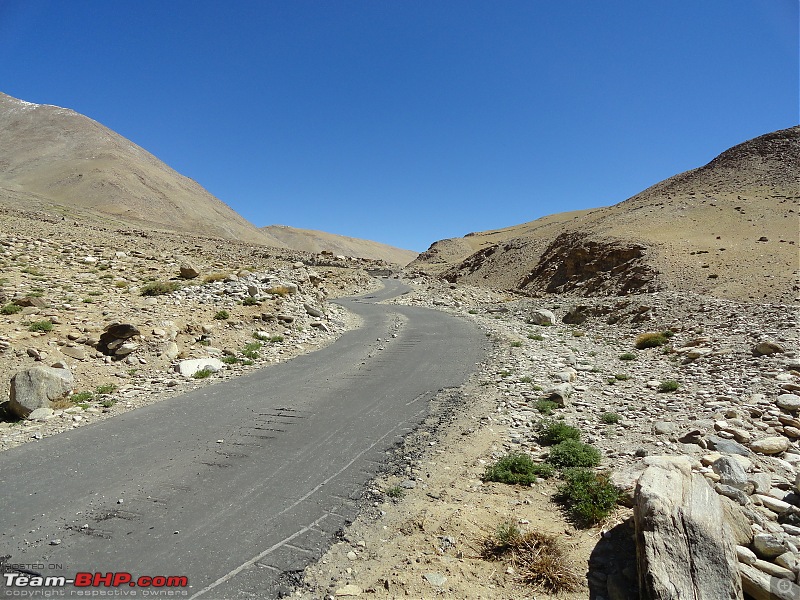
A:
[0,279,487,599]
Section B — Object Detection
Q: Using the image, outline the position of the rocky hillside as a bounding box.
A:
[410,126,799,303]
[0,92,288,246]
[263,225,418,266]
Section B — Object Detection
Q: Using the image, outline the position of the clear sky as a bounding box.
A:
[1,1,797,251]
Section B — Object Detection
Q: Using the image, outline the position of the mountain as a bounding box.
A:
[0,91,284,246]
[262,225,417,265]
[410,126,799,303]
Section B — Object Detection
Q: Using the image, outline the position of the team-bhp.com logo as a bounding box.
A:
[3,572,188,596]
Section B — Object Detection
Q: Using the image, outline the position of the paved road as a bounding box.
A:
[0,279,487,599]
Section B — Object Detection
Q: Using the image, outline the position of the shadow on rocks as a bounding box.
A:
[588,517,638,600]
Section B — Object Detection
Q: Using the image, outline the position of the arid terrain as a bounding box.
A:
[0,90,798,599]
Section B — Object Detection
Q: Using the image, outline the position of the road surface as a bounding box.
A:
[0,279,487,598]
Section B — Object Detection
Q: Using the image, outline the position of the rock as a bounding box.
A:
[562,305,588,325]
[179,263,200,279]
[775,551,797,571]
[713,456,751,492]
[61,346,87,361]
[98,323,140,356]
[304,303,324,318]
[634,456,742,600]
[114,342,138,357]
[740,562,800,600]
[609,463,646,508]
[423,573,447,588]
[161,341,180,360]
[707,435,751,456]
[753,340,785,356]
[334,584,362,596]
[752,533,787,560]
[527,309,555,326]
[543,383,573,406]
[750,436,790,455]
[754,494,792,515]
[247,285,259,297]
[311,321,330,332]
[752,559,794,580]
[9,366,74,418]
[27,407,55,421]
[776,394,800,412]
[653,421,677,435]
[736,545,757,565]
[679,429,707,447]
[722,498,754,546]
[175,358,224,377]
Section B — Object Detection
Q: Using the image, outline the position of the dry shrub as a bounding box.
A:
[482,523,581,593]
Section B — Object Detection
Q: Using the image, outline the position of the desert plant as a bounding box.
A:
[481,524,581,592]
[658,380,680,393]
[96,384,117,395]
[28,320,53,333]
[192,368,213,379]
[386,485,405,499]
[539,420,581,446]
[221,356,239,364]
[535,399,560,415]
[242,341,261,359]
[242,297,258,306]
[547,439,601,469]
[634,332,669,349]
[100,399,116,408]
[468,309,479,315]
[140,281,180,296]
[528,333,544,341]
[484,453,554,485]
[1,303,22,315]
[71,391,93,403]
[619,352,637,361]
[614,373,630,380]
[510,341,522,348]
[556,468,620,526]
[213,310,230,320]
[600,412,620,424]
[203,272,229,283]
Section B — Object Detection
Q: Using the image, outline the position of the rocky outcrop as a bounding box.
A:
[518,233,660,296]
[634,455,742,599]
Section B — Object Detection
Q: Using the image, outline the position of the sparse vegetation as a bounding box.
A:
[484,453,554,485]
[96,384,117,395]
[242,297,259,306]
[386,485,405,499]
[528,333,544,341]
[634,331,669,349]
[221,356,239,364]
[481,523,581,592]
[268,335,284,343]
[510,340,522,347]
[140,281,180,296]
[547,439,602,469]
[242,341,261,359]
[614,373,630,380]
[556,468,620,526]
[28,320,53,332]
[619,352,637,361]
[192,368,213,379]
[1,303,22,315]
[468,309,478,315]
[535,399,560,415]
[71,391,94,403]
[658,380,680,393]
[601,412,620,424]
[213,310,230,320]
[539,420,581,445]
[203,273,228,283]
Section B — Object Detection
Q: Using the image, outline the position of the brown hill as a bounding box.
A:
[263,225,417,266]
[0,91,287,246]
[410,126,800,303]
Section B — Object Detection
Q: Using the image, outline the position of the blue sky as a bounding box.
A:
[1,1,797,252]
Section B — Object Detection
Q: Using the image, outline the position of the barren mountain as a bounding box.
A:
[0,91,289,245]
[263,225,418,265]
[411,126,799,303]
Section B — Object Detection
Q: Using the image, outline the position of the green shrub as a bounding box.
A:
[96,384,117,395]
[386,485,405,499]
[468,309,478,315]
[221,356,239,364]
[101,399,116,408]
[141,281,180,296]
[547,439,601,469]
[1,303,22,315]
[539,420,581,445]
[242,297,259,306]
[658,380,680,393]
[192,368,213,379]
[535,400,560,416]
[600,412,620,424]
[510,341,522,348]
[484,453,554,485]
[71,391,94,403]
[556,468,620,526]
[528,333,544,341]
[242,341,261,359]
[619,352,637,361]
[268,335,284,343]
[614,373,630,381]
[28,320,53,332]
[634,332,669,349]
[213,310,230,320]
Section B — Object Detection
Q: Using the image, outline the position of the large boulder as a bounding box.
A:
[527,309,555,326]
[175,358,224,378]
[634,455,742,600]
[9,366,74,418]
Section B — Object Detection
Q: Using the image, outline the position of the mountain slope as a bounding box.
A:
[410,126,799,303]
[262,225,418,265]
[0,92,286,246]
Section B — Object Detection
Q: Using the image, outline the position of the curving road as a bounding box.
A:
[0,279,487,599]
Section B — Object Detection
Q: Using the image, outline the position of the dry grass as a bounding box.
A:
[481,523,581,593]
